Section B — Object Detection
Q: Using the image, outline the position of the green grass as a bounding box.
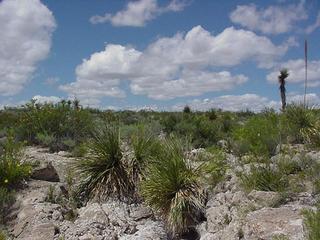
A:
[239,164,288,192]
[303,207,320,240]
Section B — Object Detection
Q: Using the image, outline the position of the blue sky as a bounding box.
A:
[1,0,320,111]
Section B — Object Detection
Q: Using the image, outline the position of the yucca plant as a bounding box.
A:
[130,125,161,184]
[301,119,320,148]
[283,104,316,143]
[141,138,205,238]
[74,125,134,202]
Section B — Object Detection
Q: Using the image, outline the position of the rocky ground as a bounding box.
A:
[2,146,319,239]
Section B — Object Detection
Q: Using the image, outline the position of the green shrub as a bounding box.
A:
[17,100,93,151]
[0,130,31,189]
[239,164,288,192]
[74,125,133,202]
[200,149,227,188]
[303,206,320,240]
[232,113,279,157]
[141,138,205,237]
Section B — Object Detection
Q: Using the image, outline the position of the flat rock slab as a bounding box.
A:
[244,205,308,240]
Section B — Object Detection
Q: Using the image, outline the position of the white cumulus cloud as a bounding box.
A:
[60,26,292,104]
[172,92,320,112]
[0,0,56,96]
[230,1,307,34]
[32,95,61,104]
[266,59,320,87]
[90,0,188,27]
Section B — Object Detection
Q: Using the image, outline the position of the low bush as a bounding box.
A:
[141,138,205,237]
[232,113,279,157]
[17,100,93,152]
[0,130,31,189]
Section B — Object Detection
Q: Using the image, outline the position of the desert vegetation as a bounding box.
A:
[0,100,320,239]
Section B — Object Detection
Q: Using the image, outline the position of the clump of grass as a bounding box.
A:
[74,125,134,202]
[141,138,205,238]
[303,206,320,240]
[239,164,288,192]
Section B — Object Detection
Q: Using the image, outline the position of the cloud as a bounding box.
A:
[32,95,61,104]
[44,77,60,86]
[0,0,56,96]
[306,11,320,34]
[60,26,291,104]
[286,92,320,106]
[172,92,320,112]
[172,94,279,112]
[230,1,307,34]
[266,59,320,87]
[90,0,188,27]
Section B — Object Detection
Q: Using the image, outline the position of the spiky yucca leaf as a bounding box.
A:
[301,120,320,148]
[74,125,134,202]
[141,138,205,237]
[130,125,161,183]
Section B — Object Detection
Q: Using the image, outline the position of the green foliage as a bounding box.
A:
[71,142,88,157]
[200,149,227,188]
[272,234,289,240]
[36,132,56,147]
[303,206,320,240]
[17,100,93,151]
[183,105,191,113]
[239,164,288,192]
[130,125,161,184]
[301,119,320,148]
[232,113,279,157]
[0,130,31,189]
[74,125,134,202]
[282,104,316,143]
[141,138,205,237]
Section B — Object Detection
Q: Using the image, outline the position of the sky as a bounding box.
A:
[0,0,320,112]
